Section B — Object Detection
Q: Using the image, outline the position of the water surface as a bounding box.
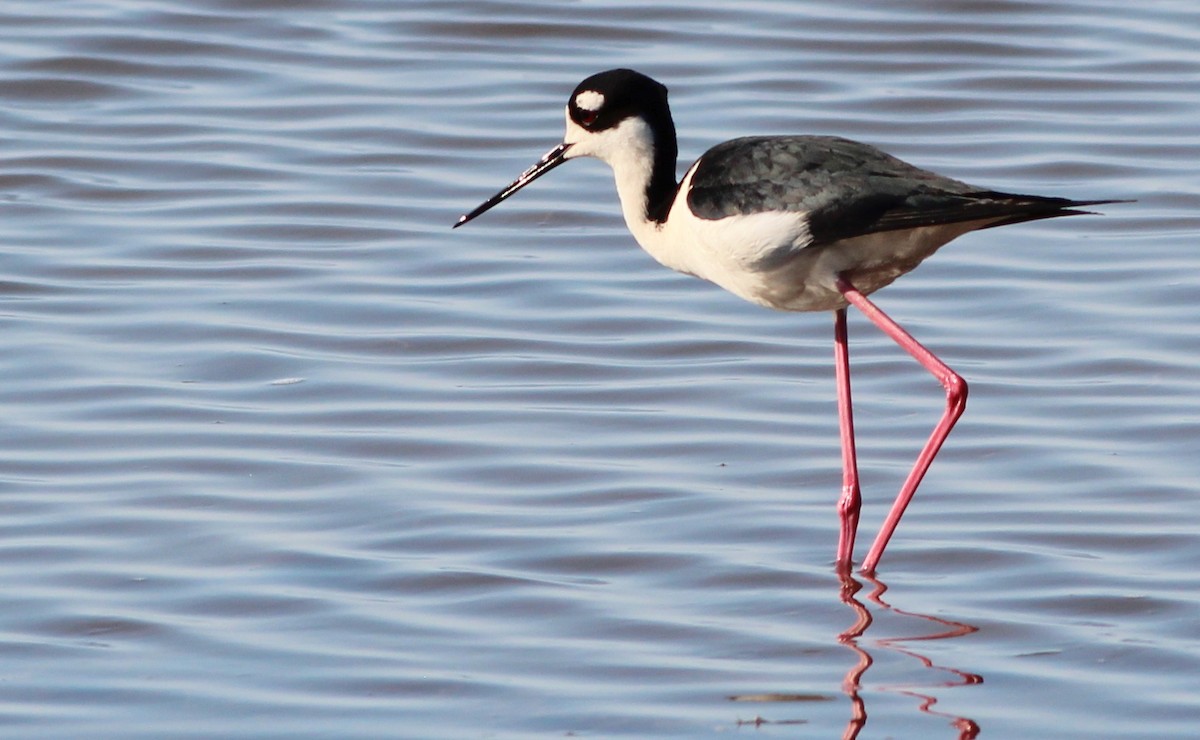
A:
[1,1,1198,737]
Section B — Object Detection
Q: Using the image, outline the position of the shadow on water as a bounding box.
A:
[730,573,981,737]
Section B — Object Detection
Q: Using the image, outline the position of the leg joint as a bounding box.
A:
[945,372,968,415]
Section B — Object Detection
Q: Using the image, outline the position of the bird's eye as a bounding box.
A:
[579,109,599,126]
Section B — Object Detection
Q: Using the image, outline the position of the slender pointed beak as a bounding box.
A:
[453,142,573,228]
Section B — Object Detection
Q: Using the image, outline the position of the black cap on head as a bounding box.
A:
[567,68,670,133]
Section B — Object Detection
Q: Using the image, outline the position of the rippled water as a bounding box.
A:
[1,1,1198,737]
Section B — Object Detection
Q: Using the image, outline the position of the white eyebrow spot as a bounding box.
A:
[574,90,605,111]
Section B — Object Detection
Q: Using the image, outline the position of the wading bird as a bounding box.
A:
[454,69,1118,573]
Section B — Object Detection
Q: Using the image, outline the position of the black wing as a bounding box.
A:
[685,135,1115,247]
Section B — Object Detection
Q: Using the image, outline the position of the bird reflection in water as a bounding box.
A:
[838,572,981,739]
[730,572,980,736]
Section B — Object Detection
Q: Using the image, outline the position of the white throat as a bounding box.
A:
[564,114,678,265]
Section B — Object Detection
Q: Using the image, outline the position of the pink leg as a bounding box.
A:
[835,277,968,574]
[834,308,861,572]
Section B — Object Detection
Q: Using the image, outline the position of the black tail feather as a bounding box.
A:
[974,195,1132,231]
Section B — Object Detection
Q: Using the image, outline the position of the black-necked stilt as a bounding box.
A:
[454,68,1121,573]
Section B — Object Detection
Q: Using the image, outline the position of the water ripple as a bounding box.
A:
[0,0,1197,738]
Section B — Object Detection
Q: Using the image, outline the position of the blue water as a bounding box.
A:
[1,1,1198,737]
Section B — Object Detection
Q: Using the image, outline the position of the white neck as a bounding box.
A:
[607,128,663,245]
[565,115,692,274]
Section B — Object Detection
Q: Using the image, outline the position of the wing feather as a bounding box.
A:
[685,136,1116,247]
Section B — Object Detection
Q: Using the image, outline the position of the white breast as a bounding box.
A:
[633,165,1001,313]
[630,163,819,309]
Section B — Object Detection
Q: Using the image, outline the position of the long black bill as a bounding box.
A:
[453,142,572,228]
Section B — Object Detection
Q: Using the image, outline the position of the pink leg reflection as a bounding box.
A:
[838,572,981,739]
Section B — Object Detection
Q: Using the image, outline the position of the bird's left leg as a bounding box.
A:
[835,276,968,574]
[833,307,861,572]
